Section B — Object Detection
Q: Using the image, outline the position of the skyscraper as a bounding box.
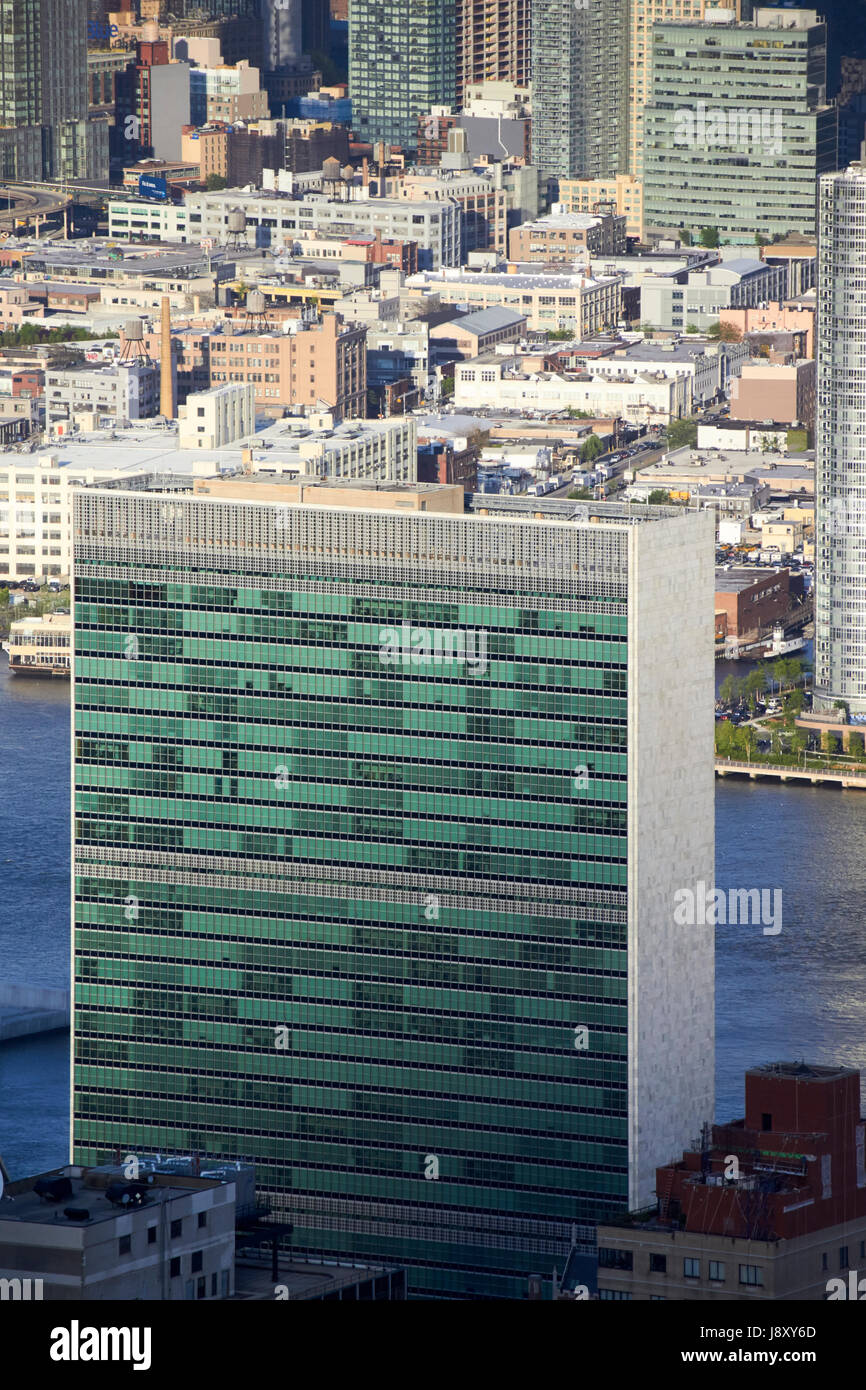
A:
[456,0,528,104]
[814,164,866,715]
[531,0,629,182]
[642,7,836,243]
[71,485,715,1299]
[349,0,456,152]
[627,0,747,180]
[0,0,106,179]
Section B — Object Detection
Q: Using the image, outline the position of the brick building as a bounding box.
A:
[594,1062,866,1301]
[730,360,817,430]
[714,566,804,645]
[508,210,627,263]
[207,312,366,420]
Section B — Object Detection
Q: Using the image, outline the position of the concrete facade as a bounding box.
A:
[178,382,256,450]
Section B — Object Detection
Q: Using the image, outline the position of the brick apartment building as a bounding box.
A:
[208,312,366,420]
[136,312,365,419]
[417,436,478,490]
[509,210,627,263]
[593,1062,866,1301]
[182,125,284,187]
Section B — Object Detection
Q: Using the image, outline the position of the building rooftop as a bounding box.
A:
[449,307,526,334]
[715,565,790,592]
[410,267,618,291]
[519,212,604,232]
[0,1162,240,1228]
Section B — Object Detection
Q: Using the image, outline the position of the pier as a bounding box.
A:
[0,984,69,1043]
[715,758,866,789]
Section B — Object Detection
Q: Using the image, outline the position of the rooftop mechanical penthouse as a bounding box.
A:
[71,486,715,1299]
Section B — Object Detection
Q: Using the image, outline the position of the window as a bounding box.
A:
[762,1112,773,1131]
[599,1289,632,1300]
[170,1257,181,1278]
[211,1272,218,1296]
[683,1258,700,1279]
[197,1212,207,1229]
[840,1247,850,1269]
[709,1261,725,1282]
[739,1265,764,1287]
[598,1248,633,1270]
[191,1250,203,1273]
[147,1226,157,1245]
[170,1218,182,1238]
[197,1277,206,1299]
[649,1254,667,1273]
[118,1234,131,1256]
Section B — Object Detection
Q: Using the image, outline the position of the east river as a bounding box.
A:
[1,655,865,1175]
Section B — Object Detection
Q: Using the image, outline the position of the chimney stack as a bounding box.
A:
[159,295,175,419]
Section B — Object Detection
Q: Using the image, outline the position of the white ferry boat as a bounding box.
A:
[4,612,71,677]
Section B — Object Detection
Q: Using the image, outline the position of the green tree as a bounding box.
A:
[744,669,768,710]
[785,688,805,717]
[705,320,742,343]
[848,731,865,758]
[665,417,698,450]
[580,434,602,463]
[648,488,673,505]
[715,720,736,757]
[790,729,808,761]
[440,375,454,400]
[720,674,741,707]
[567,487,593,500]
[699,226,721,248]
[205,174,227,191]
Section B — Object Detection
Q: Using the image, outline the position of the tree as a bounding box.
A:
[848,731,865,758]
[705,320,742,343]
[790,729,808,762]
[648,488,673,505]
[720,674,741,707]
[440,375,454,399]
[715,721,736,757]
[205,174,227,191]
[744,669,768,710]
[665,417,698,450]
[565,408,593,419]
[580,434,602,463]
[567,487,593,500]
[680,229,693,246]
[699,226,721,248]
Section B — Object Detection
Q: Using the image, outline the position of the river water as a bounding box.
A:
[1,655,865,1177]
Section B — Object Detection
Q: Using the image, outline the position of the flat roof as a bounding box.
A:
[716,566,790,592]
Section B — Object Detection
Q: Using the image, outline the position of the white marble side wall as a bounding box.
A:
[627,511,716,1209]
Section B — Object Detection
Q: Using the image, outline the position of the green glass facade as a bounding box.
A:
[71,491,713,1298]
[349,0,456,154]
[643,13,837,244]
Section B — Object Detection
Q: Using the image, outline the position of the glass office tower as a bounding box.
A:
[349,0,456,153]
[71,489,714,1298]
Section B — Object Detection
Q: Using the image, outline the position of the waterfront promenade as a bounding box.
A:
[715,757,866,789]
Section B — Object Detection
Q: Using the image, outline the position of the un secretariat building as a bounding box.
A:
[71,484,714,1299]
